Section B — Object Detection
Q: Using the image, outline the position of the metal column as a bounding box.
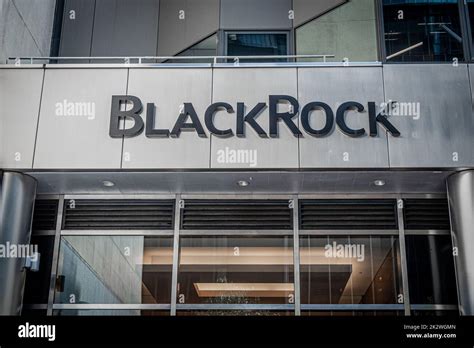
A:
[0,172,37,315]
[447,170,474,315]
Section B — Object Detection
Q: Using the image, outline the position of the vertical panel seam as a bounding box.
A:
[31,68,47,169]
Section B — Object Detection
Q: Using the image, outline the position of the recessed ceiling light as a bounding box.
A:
[102,180,115,187]
[237,180,250,187]
[374,180,386,187]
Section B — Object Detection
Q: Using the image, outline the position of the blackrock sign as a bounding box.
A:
[109,95,401,139]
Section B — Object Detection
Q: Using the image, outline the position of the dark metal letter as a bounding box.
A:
[146,103,170,138]
[269,95,302,138]
[170,103,207,138]
[368,101,401,137]
[109,95,144,138]
[205,102,234,138]
[301,102,334,137]
[336,101,366,137]
[236,102,268,138]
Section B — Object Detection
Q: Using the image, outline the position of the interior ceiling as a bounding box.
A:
[24,170,453,195]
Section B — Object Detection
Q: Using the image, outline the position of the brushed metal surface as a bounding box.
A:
[298,67,389,168]
[211,68,298,169]
[447,170,474,315]
[0,68,44,169]
[123,68,212,169]
[385,64,474,168]
[33,68,127,169]
[0,172,37,315]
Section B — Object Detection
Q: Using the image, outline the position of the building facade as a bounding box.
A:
[0,0,473,317]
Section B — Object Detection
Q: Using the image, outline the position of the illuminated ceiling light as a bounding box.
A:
[194,283,294,298]
[102,180,115,187]
[237,180,250,187]
[374,180,386,187]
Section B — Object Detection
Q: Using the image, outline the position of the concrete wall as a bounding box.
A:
[296,0,378,62]
[0,0,56,63]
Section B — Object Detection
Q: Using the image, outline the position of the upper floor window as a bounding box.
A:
[225,32,289,62]
[383,0,464,62]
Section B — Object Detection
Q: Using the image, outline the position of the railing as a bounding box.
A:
[6,54,336,65]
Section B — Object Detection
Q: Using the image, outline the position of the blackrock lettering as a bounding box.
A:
[109,95,401,139]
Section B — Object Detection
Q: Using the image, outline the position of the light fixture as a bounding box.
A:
[374,180,386,187]
[194,283,294,298]
[102,180,115,187]
[237,180,250,187]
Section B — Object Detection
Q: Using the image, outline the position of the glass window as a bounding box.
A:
[406,235,458,305]
[295,0,378,62]
[383,0,464,62]
[177,310,293,317]
[225,33,289,62]
[467,0,474,52]
[302,311,403,317]
[412,310,459,316]
[177,236,294,308]
[300,236,402,305]
[54,310,170,316]
[54,236,173,305]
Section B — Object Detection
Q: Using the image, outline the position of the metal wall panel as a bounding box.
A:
[385,64,474,168]
[220,0,292,30]
[211,68,299,169]
[91,0,159,57]
[0,68,44,169]
[157,0,219,57]
[123,68,212,169]
[292,0,347,27]
[298,67,389,168]
[59,0,95,57]
[33,68,127,169]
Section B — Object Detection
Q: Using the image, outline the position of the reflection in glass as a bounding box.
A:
[55,236,173,309]
[383,0,464,62]
[412,310,459,316]
[226,33,288,62]
[469,1,474,47]
[303,311,403,317]
[177,236,294,308]
[406,235,458,305]
[54,310,170,316]
[177,311,292,317]
[300,236,402,305]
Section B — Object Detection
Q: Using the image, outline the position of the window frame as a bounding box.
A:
[24,193,458,317]
[378,0,472,63]
[223,30,292,61]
